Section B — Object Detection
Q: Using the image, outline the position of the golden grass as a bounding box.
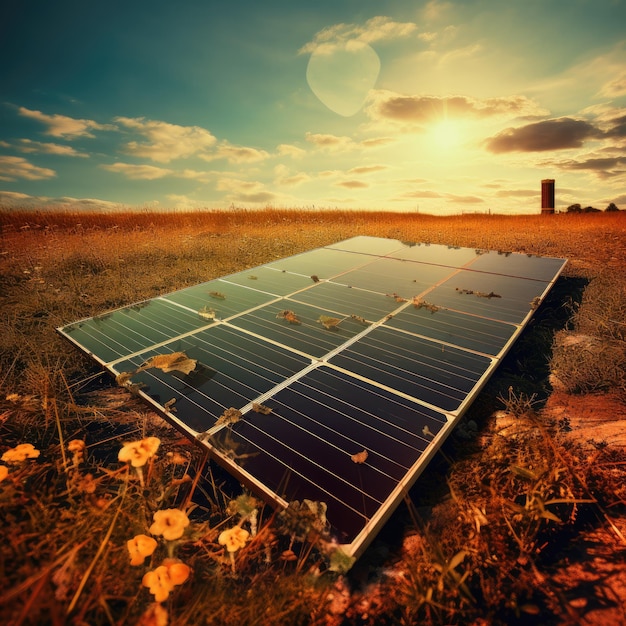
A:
[1,207,625,625]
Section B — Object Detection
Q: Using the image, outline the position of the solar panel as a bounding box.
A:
[57,236,567,559]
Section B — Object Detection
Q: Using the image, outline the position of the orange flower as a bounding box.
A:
[162,558,190,584]
[142,559,190,602]
[1,443,40,464]
[218,526,250,553]
[149,509,190,541]
[0,466,8,482]
[142,566,173,603]
[127,534,158,566]
[118,437,161,468]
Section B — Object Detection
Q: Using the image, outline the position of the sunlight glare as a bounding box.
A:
[429,119,464,151]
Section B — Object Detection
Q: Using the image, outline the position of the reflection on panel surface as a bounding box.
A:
[57,236,566,558]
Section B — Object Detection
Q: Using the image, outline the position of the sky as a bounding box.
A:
[1,0,625,214]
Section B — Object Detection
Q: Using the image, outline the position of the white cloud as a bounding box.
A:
[18,107,113,139]
[305,132,355,151]
[299,15,418,55]
[277,143,307,158]
[365,90,547,129]
[115,117,217,163]
[100,162,173,180]
[16,139,89,157]
[216,177,264,192]
[273,164,310,187]
[0,156,56,181]
[179,169,212,183]
[204,142,271,164]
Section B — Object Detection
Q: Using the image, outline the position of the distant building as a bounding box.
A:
[541,179,555,214]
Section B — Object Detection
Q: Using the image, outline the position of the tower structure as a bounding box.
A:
[541,179,555,214]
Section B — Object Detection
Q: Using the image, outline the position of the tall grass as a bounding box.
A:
[1,208,625,624]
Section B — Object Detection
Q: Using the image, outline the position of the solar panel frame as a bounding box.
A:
[57,236,567,560]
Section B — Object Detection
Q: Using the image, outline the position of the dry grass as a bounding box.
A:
[1,207,625,625]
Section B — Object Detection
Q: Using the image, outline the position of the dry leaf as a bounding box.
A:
[198,306,216,320]
[252,402,272,415]
[116,371,135,387]
[351,449,368,464]
[350,314,369,325]
[318,315,341,330]
[311,275,320,283]
[215,407,242,427]
[139,352,197,375]
[276,309,301,325]
[209,291,226,300]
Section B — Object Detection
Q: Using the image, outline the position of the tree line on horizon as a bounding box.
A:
[565,202,621,213]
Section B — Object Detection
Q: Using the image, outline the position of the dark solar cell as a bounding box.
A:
[57,236,566,559]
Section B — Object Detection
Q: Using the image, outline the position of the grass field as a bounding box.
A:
[1,208,625,625]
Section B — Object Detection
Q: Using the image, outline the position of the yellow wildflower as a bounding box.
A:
[68,439,86,467]
[142,566,173,603]
[118,437,160,468]
[162,558,191,584]
[127,534,158,566]
[149,508,190,541]
[1,443,40,464]
[218,526,250,553]
[0,466,8,482]
[142,559,190,602]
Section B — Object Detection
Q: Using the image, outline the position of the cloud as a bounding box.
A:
[0,190,122,210]
[100,162,173,180]
[0,156,56,181]
[485,118,601,153]
[274,165,310,187]
[15,139,89,157]
[400,190,444,199]
[277,144,307,158]
[494,189,537,198]
[361,137,395,148]
[366,91,545,126]
[115,117,217,163]
[445,194,484,204]
[179,169,212,183]
[336,180,369,189]
[305,132,355,150]
[550,155,626,179]
[232,191,277,204]
[203,143,270,164]
[18,107,113,139]
[299,15,418,55]
[599,72,626,98]
[216,177,264,193]
[347,165,388,175]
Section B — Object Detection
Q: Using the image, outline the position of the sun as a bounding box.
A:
[429,119,464,151]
